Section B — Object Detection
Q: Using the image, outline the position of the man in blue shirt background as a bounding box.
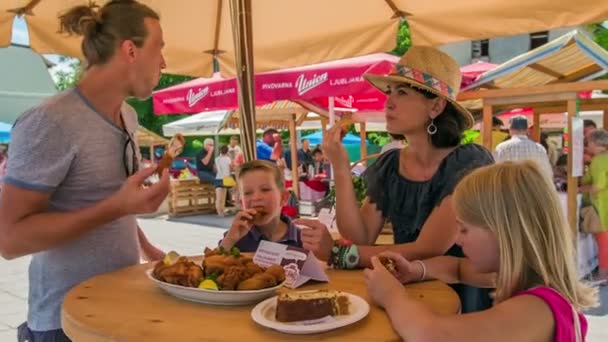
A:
[257,128,281,161]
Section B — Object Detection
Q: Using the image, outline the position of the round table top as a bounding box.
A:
[62,259,460,342]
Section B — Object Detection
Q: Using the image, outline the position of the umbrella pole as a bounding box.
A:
[359,122,367,165]
[230,0,257,162]
[289,115,300,199]
[329,97,336,126]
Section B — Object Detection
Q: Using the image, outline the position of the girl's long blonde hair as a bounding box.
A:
[453,161,598,310]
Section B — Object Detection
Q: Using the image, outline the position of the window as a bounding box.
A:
[530,31,549,50]
[471,39,489,61]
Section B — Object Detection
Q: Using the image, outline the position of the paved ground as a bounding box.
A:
[0,216,606,341]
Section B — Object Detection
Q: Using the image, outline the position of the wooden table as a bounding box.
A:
[62,261,460,342]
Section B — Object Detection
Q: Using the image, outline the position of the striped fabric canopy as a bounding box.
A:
[464,30,608,91]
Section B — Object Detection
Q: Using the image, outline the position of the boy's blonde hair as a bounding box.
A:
[453,161,598,310]
[237,160,285,191]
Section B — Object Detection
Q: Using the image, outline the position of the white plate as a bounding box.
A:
[146,269,285,306]
[251,292,370,334]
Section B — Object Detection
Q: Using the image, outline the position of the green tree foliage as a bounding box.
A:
[391,20,412,56]
[54,57,82,91]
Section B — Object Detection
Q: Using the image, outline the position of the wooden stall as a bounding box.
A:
[458,31,608,233]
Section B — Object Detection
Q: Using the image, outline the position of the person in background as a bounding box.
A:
[553,154,568,192]
[494,115,553,182]
[311,147,326,175]
[583,119,598,165]
[196,138,215,184]
[219,160,301,252]
[581,129,608,283]
[297,138,314,168]
[0,2,169,340]
[256,128,282,162]
[214,145,232,217]
[364,161,597,342]
[227,135,242,162]
[474,116,509,152]
[540,132,560,167]
[380,133,406,154]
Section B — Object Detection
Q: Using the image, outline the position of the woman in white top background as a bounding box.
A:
[214,145,233,216]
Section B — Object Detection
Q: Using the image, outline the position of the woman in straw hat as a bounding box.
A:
[297,46,494,312]
[364,161,598,342]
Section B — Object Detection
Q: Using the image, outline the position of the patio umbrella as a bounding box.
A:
[153,53,398,114]
[2,1,606,161]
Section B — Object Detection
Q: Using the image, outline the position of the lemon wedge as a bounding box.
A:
[163,251,180,266]
[198,279,219,290]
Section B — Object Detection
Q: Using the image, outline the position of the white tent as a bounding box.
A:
[162,110,235,137]
[0,44,56,124]
[162,111,334,137]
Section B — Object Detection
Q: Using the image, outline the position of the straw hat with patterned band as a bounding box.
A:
[364,46,474,129]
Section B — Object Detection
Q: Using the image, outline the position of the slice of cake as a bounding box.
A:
[275,290,350,323]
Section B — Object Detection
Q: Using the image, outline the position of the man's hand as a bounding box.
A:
[111,167,170,216]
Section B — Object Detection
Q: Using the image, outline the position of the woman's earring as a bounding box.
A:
[427,119,438,135]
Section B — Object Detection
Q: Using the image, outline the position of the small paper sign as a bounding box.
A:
[253,240,329,288]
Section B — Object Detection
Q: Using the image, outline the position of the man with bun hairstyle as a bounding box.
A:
[0,1,169,340]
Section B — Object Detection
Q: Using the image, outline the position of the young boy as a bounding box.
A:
[219,160,302,252]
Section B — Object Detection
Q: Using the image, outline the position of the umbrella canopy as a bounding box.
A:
[2,1,607,77]
[0,121,11,143]
[153,53,398,114]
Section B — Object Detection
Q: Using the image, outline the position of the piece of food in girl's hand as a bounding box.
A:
[379,256,397,274]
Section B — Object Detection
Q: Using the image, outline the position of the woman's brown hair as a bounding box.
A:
[58,0,159,66]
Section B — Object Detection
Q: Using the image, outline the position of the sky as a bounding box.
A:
[11,16,71,81]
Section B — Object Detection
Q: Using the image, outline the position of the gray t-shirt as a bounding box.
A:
[4,88,141,331]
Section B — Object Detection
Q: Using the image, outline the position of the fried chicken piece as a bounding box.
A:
[264,265,286,284]
[203,247,218,257]
[203,255,229,276]
[217,265,247,290]
[242,261,264,279]
[153,257,203,288]
[237,272,277,290]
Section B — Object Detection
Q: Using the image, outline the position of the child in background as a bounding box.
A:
[365,161,597,342]
[219,160,302,253]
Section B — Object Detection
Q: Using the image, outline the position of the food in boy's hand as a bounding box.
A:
[151,246,285,291]
[379,256,397,274]
[251,206,268,222]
